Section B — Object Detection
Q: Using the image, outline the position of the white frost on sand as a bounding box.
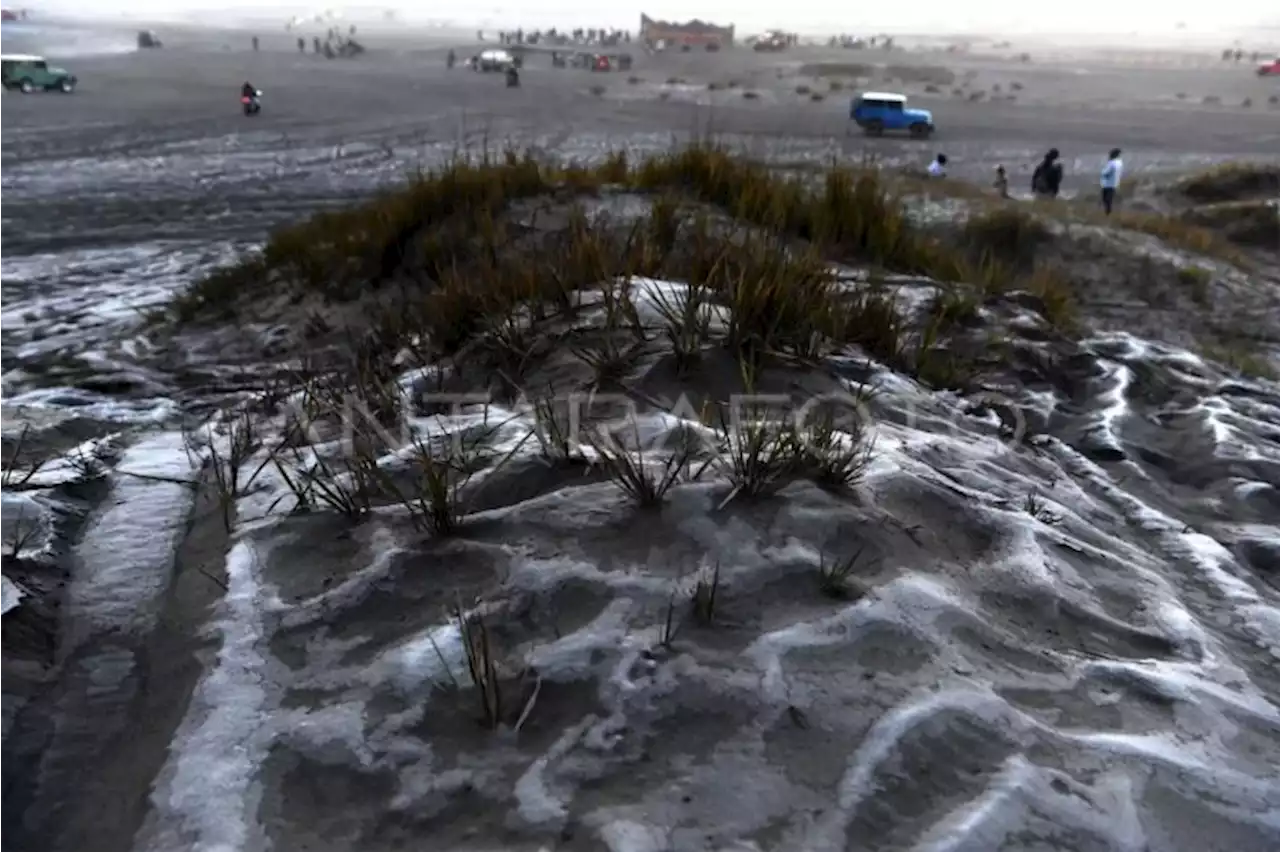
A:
[69,431,197,636]
[2,575,28,615]
[14,258,1274,852]
[140,540,275,852]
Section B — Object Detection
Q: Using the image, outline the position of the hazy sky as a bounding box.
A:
[28,1,1279,35]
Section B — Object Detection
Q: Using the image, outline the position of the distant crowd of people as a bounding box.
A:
[926,148,1126,215]
[1221,48,1267,63]
[827,34,895,50]
[243,26,363,58]
[485,27,632,48]
[289,26,364,59]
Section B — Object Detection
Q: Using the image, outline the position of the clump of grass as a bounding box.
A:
[173,150,559,320]
[817,546,868,600]
[178,144,1002,339]
[962,207,1053,265]
[185,409,266,532]
[1200,343,1278,381]
[169,143,1089,405]
[927,289,981,331]
[1176,162,1280,203]
[1179,200,1279,248]
[530,395,581,462]
[795,83,812,95]
[795,397,874,491]
[659,588,682,647]
[1023,490,1059,524]
[584,419,695,507]
[691,561,721,625]
[718,412,802,501]
[648,277,714,374]
[569,279,647,385]
[429,598,541,732]
[1110,210,1247,266]
[714,368,805,503]
[1177,265,1212,305]
[1025,265,1077,330]
[2,425,47,490]
[395,434,473,535]
[712,245,845,365]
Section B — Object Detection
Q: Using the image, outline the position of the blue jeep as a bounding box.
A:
[850,92,934,138]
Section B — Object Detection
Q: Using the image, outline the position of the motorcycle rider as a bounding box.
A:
[506,64,520,86]
[241,81,258,100]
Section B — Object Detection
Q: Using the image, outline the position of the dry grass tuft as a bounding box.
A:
[1177,265,1213,305]
[796,399,874,491]
[1175,162,1280,204]
[1179,200,1280,248]
[817,546,869,600]
[166,143,1126,409]
[2,426,48,491]
[962,207,1053,265]
[691,561,721,625]
[1200,343,1279,381]
[585,419,696,507]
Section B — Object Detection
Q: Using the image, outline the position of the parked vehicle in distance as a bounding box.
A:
[474,49,514,72]
[1257,58,1280,76]
[850,91,934,138]
[1,53,77,93]
[753,31,789,52]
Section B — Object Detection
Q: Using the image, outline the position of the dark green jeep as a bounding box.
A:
[1,54,77,93]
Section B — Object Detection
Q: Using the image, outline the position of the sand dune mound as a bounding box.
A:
[4,146,1279,852]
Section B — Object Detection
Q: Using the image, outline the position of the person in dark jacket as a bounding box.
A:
[1032,148,1064,198]
[241,81,257,99]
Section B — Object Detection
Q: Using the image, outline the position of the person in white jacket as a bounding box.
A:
[1100,148,1123,215]
[927,153,948,178]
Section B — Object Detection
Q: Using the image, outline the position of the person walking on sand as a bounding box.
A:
[1100,148,1123,215]
[1032,148,1063,199]
[927,153,948,178]
[994,165,1009,198]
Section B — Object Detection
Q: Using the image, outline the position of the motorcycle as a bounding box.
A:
[505,67,520,87]
[241,89,262,116]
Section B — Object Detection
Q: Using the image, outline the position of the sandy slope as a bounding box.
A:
[10,281,1280,852]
